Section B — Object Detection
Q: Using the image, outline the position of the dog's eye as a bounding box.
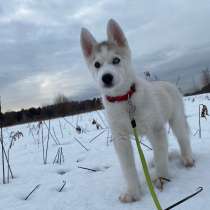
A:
[94,61,101,69]
[112,57,120,65]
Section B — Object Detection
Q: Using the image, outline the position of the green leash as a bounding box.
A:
[131,119,163,210]
[128,98,162,210]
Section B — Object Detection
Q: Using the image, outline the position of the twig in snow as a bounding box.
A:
[78,166,98,172]
[89,130,106,143]
[164,186,203,210]
[140,142,153,151]
[76,125,82,134]
[0,124,5,184]
[24,184,41,200]
[59,120,64,138]
[92,119,103,130]
[7,131,23,183]
[41,122,45,164]
[44,120,51,164]
[58,180,66,192]
[96,111,107,128]
[43,121,59,145]
[106,129,110,146]
[64,117,86,134]
[198,104,209,138]
[193,129,199,136]
[28,124,36,143]
[74,137,89,151]
[53,147,64,164]
[131,137,153,150]
[0,129,14,183]
[52,127,61,145]
[63,117,76,129]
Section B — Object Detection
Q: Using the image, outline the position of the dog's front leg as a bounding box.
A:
[113,134,141,203]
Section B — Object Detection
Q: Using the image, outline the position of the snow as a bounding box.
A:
[0,94,210,210]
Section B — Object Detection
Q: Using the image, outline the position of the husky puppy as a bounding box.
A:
[80,19,194,203]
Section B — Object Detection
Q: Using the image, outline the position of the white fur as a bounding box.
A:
[80,19,194,203]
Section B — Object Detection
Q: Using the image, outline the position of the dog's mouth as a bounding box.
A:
[103,83,114,88]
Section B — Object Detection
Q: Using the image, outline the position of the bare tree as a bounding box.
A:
[53,94,69,104]
[201,68,210,87]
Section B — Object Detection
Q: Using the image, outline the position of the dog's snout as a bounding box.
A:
[102,73,113,86]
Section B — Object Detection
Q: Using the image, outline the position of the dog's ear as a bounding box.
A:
[80,28,97,59]
[107,19,128,47]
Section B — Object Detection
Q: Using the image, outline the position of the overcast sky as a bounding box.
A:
[1,0,210,111]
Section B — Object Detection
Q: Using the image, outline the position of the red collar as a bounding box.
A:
[106,84,136,103]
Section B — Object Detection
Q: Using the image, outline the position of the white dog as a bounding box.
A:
[80,19,194,203]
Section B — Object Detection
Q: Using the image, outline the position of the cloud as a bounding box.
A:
[0,0,210,111]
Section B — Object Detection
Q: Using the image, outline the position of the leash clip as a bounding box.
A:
[128,96,136,120]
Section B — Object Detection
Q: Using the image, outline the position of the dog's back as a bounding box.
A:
[151,80,184,121]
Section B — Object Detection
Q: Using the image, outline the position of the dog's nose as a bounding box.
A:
[102,73,113,86]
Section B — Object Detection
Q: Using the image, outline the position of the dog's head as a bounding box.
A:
[80,19,135,96]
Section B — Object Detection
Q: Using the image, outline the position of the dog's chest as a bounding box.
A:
[104,101,149,135]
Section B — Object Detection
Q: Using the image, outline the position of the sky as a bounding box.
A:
[0,0,210,111]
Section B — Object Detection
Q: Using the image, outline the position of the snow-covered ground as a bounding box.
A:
[0,94,210,210]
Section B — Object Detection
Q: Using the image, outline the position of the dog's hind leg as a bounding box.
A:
[169,112,194,167]
[113,134,141,203]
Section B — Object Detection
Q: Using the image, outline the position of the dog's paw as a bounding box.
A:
[182,156,195,168]
[153,177,171,191]
[119,192,141,203]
